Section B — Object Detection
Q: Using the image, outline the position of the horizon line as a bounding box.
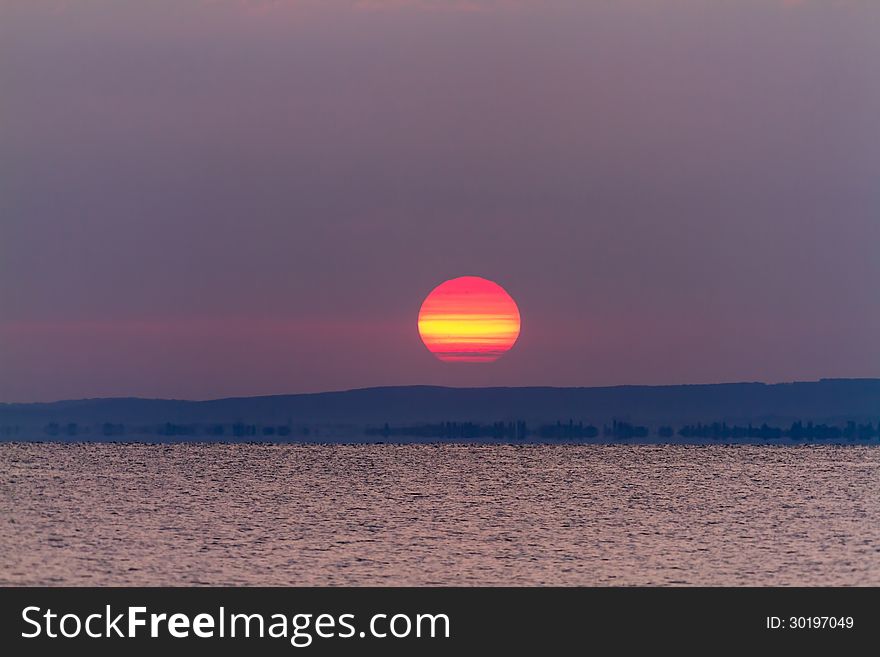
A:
[3,377,878,406]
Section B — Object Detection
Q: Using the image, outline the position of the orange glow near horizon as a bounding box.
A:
[418,276,521,363]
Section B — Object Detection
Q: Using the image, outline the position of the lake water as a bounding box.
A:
[1,443,878,586]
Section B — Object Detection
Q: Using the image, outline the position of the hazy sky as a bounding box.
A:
[2,0,879,401]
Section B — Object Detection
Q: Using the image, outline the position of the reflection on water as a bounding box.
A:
[1,443,878,585]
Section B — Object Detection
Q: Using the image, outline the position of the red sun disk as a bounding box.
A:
[417,276,521,363]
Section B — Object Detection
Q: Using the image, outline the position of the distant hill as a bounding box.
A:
[1,380,879,435]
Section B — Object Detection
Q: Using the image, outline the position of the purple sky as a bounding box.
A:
[2,0,879,402]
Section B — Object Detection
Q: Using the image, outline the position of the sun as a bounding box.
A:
[418,276,521,363]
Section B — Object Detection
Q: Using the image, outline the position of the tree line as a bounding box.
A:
[31,421,307,438]
[0,418,877,441]
[366,419,880,441]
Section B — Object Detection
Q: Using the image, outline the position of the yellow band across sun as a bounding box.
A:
[418,315,519,339]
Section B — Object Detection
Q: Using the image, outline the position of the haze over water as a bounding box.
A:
[2,443,877,586]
